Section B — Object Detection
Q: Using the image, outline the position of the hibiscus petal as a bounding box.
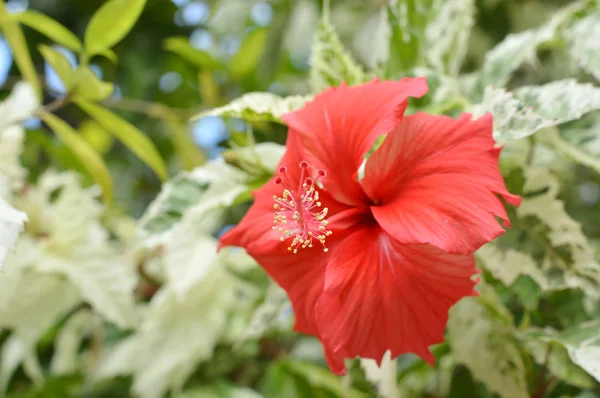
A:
[219,133,363,335]
[219,132,356,257]
[281,78,428,206]
[361,112,521,255]
[315,226,477,374]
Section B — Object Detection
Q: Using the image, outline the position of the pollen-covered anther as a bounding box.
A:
[272,161,332,254]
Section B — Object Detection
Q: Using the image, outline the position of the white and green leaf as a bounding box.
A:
[473,79,600,143]
[447,289,529,398]
[194,92,311,123]
[310,9,366,92]
[565,11,600,82]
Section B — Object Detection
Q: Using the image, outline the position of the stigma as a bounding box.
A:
[272,161,332,254]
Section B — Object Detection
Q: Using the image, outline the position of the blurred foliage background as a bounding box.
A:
[1,0,600,397]
[1,0,588,214]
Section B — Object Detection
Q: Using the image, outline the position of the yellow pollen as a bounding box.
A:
[272,162,331,254]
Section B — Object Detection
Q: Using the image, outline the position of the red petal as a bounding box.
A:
[315,226,477,373]
[281,78,428,206]
[219,132,352,256]
[361,112,521,255]
[219,133,364,335]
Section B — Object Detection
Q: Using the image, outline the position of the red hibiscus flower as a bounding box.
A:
[219,78,521,374]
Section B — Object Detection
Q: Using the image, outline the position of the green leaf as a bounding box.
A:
[310,10,366,92]
[0,2,41,100]
[447,289,529,398]
[478,1,586,90]
[194,92,311,123]
[97,48,118,63]
[40,112,114,203]
[70,66,114,100]
[230,28,269,77]
[281,360,368,398]
[565,11,600,81]
[179,383,263,398]
[38,44,74,90]
[79,119,114,155]
[522,329,595,388]
[385,0,442,75]
[11,10,82,52]
[75,100,167,181]
[473,79,600,143]
[167,120,205,170]
[424,0,475,77]
[84,0,147,57]
[163,36,220,70]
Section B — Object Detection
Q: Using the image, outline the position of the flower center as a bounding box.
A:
[272,161,332,254]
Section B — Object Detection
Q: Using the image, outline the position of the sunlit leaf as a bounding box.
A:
[40,112,114,202]
[0,3,41,99]
[97,48,118,63]
[71,66,114,100]
[79,119,114,155]
[39,44,75,90]
[230,28,269,77]
[163,36,220,70]
[11,10,82,52]
[84,0,147,57]
[166,121,205,170]
[76,100,167,181]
